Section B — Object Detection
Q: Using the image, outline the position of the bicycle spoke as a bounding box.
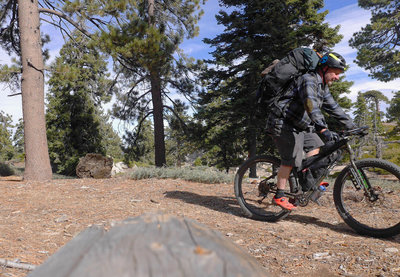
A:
[334,159,400,237]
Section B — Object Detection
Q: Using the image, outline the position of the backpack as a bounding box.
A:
[256,47,321,109]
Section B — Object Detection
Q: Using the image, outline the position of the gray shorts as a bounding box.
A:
[273,127,324,168]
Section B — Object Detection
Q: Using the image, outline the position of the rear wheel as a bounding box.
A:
[333,159,400,237]
[234,155,291,221]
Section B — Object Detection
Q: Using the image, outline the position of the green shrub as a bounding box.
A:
[128,166,234,184]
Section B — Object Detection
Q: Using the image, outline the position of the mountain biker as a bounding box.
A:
[266,52,356,210]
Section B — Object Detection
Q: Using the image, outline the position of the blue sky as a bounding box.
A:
[1,0,398,125]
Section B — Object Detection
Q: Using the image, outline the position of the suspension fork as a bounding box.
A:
[346,142,372,193]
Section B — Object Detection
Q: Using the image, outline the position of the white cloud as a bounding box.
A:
[327,4,371,41]
[350,79,400,96]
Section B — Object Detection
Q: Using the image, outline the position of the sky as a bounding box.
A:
[0,0,398,126]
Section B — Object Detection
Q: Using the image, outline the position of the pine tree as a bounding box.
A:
[349,0,400,81]
[46,32,118,175]
[363,90,388,158]
[353,92,370,158]
[197,0,343,170]
[0,0,101,180]
[96,0,203,167]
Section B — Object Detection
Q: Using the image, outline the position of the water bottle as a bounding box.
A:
[310,183,327,203]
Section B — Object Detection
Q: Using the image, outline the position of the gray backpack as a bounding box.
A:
[256,47,321,108]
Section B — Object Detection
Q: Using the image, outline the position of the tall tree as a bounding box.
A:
[197,0,343,169]
[0,0,97,180]
[97,0,203,167]
[17,0,52,180]
[353,92,370,159]
[350,0,400,81]
[363,90,388,158]
[46,32,117,175]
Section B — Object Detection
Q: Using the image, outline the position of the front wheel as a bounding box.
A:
[234,155,291,221]
[333,159,400,237]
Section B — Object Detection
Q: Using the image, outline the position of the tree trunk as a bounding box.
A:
[151,73,166,167]
[18,0,52,181]
[376,136,383,159]
[248,98,257,178]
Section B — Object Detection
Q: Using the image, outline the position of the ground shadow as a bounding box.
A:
[164,190,244,217]
[164,190,400,242]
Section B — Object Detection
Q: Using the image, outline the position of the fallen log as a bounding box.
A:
[28,213,270,277]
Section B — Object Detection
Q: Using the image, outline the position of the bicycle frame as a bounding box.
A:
[286,130,373,202]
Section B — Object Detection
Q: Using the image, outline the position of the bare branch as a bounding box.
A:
[163,105,189,134]
[0,258,36,271]
[38,8,91,37]
[7,92,22,97]
[132,111,153,145]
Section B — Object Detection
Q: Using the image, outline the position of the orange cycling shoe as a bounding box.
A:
[272,196,297,210]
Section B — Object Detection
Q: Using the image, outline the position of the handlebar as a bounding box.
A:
[340,126,369,137]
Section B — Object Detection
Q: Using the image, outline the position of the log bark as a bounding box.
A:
[28,213,270,277]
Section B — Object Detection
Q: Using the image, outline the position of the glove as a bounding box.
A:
[321,129,339,142]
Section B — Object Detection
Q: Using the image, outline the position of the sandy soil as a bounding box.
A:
[1,176,399,276]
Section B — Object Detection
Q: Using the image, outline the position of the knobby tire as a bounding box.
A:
[333,158,400,238]
[234,155,291,222]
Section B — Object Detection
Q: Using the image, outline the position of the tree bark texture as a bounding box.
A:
[18,0,52,181]
[28,213,270,277]
[151,73,166,167]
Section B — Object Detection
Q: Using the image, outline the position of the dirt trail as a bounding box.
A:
[1,176,399,276]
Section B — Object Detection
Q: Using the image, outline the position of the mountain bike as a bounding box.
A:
[234,127,400,238]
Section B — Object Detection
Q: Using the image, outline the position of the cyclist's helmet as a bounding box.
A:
[317,52,348,71]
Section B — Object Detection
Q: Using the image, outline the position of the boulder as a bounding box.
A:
[76,153,113,179]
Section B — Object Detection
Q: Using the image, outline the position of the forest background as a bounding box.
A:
[0,0,399,179]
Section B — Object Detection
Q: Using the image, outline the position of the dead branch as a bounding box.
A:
[7,92,22,97]
[0,258,36,271]
[38,8,91,37]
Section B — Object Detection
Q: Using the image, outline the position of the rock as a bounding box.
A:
[76,154,113,179]
[313,252,331,260]
[55,214,68,223]
[111,162,129,176]
[384,247,399,254]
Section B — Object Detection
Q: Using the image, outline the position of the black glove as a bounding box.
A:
[321,129,339,142]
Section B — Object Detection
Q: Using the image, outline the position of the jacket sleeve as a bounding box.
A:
[321,91,356,130]
[298,75,355,131]
[298,76,329,131]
